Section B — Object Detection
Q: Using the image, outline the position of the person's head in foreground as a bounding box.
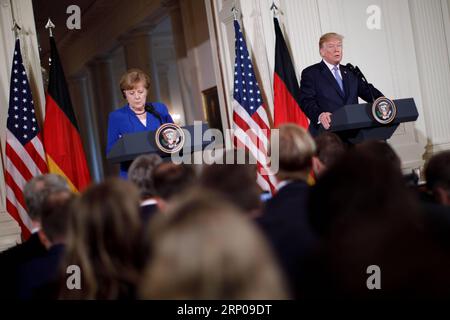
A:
[140,189,288,299]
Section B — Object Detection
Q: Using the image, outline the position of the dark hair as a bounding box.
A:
[200,150,261,213]
[40,190,74,243]
[354,140,401,170]
[425,150,450,192]
[308,148,450,298]
[309,147,411,237]
[152,163,196,201]
[314,132,346,168]
[128,154,163,199]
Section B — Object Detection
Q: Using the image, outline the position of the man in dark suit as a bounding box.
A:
[0,174,70,299]
[17,190,74,299]
[256,124,318,298]
[299,32,383,136]
[128,154,163,225]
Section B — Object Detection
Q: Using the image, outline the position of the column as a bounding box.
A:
[165,0,197,124]
[410,0,450,157]
[119,25,161,102]
[156,62,172,109]
[87,55,120,177]
[67,71,104,182]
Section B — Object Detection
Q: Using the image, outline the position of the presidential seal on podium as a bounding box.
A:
[372,97,397,125]
[155,123,185,154]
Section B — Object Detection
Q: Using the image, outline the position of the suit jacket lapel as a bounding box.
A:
[319,61,345,99]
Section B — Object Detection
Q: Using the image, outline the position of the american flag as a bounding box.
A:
[5,39,48,240]
[231,20,277,193]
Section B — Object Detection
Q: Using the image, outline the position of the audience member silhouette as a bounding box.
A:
[200,150,262,217]
[152,162,196,211]
[312,131,346,177]
[18,190,74,299]
[128,154,163,224]
[308,148,450,298]
[59,178,145,299]
[140,189,287,299]
[256,124,319,298]
[0,174,69,299]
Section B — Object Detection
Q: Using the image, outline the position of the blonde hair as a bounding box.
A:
[119,68,150,98]
[319,32,344,49]
[140,189,288,299]
[275,124,316,181]
[59,178,144,299]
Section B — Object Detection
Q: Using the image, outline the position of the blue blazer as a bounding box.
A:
[106,102,174,178]
[299,61,383,136]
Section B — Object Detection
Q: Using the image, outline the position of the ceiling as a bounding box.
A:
[33,0,97,56]
[32,0,173,74]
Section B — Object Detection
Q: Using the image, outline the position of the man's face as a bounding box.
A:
[320,38,343,65]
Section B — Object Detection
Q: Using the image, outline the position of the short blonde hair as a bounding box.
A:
[319,32,344,49]
[275,124,316,181]
[119,68,150,98]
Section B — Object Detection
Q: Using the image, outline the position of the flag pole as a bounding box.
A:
[45,18,55,37]
[9,0,21,38]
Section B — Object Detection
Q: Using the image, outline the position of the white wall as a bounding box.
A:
[206,0,450,172]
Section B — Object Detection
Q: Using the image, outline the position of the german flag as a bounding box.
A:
[43,36,91,192]
[273,17,309,129]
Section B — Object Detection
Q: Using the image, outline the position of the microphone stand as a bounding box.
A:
[346,63,376,103]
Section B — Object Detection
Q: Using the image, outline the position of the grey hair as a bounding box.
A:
[128,154,163,199]
[23,174,70,221]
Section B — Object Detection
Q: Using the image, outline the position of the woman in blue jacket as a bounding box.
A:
[106,69,173,178]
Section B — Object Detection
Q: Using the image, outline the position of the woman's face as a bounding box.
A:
[124,81,148,110]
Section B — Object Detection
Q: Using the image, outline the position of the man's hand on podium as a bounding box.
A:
[319,112,332,130]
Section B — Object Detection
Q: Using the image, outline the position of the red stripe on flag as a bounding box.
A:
[233,134,276,194]
[24,141,47,174]
[273,72,309,128]
[44,94,91,191]
[233,113,268,156]
[6,146,33,182]
[6,199,31,240]
[5,171,27,210]
[251,111,271,136]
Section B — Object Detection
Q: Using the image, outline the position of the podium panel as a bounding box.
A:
[329,98,418,144]
[107,123,212,164]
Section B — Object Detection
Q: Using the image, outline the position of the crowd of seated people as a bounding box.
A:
[1,127,450,300]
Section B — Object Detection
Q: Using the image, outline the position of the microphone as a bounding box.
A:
[345,63,375,103]
[145,103,163,124]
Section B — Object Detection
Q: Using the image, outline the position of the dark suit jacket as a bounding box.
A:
[256,180,318,298]
[299,61,383,136]
[17,244,65,300]
[0,233,47,299]
[141,203,159,226]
